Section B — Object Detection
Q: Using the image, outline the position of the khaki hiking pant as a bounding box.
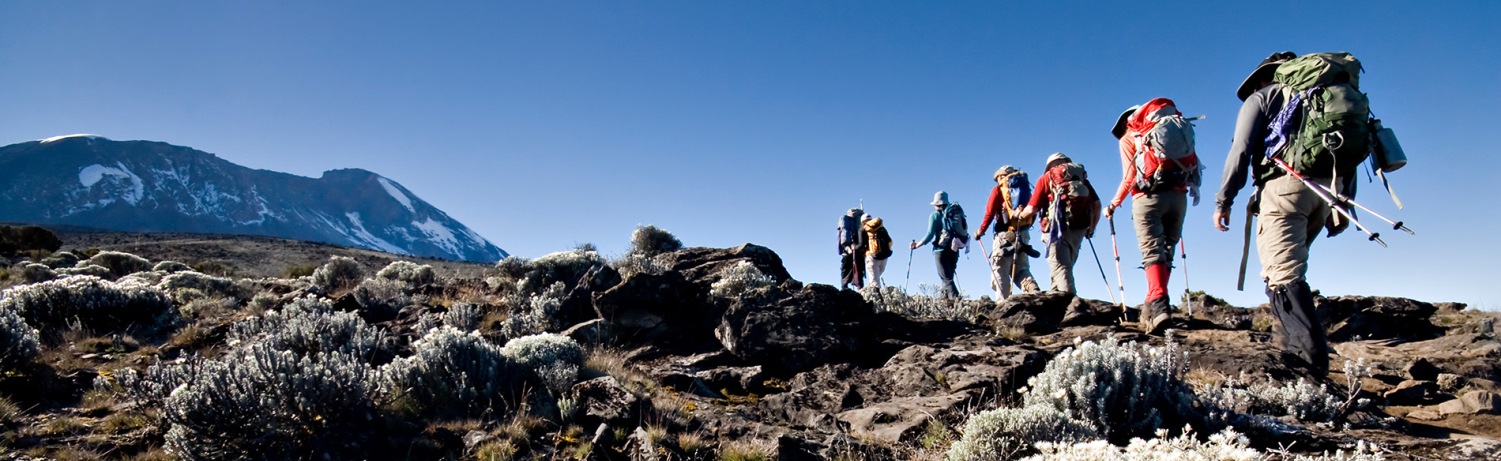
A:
[989,229,1038,298]
[1047,228,1088,294]
[1256,174,1337,288]
[1132,191,1187,267]
[865,255,888,289]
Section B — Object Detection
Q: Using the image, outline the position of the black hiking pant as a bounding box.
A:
[840,248,867,289]
[1267,281,1330,374]
[933,248,959,299]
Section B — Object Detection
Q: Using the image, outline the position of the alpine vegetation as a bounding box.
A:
[353,276,414,318]
[152,260,193,273]
[160,341,380,460]
[311,255,365,293]
[501,333,585,395]
[87,250,153,278]
[629,224,682,257]
[379,326,521,419]
[156,270,245,304]
[228,297,387,361]
[1022,428,1385,461]
[0,275,174,337]
[709,260,777,300]
[500,281,566,338]
[947,404,1099,461]
[1021,336,1197,442]
[56,264,114,279]
[0,307,39,369]
[375,260,436,288]
[18,262,56,284]
[515,249,605,294]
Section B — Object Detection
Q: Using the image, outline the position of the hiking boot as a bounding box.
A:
[1020,278,1041,293]
[1143,297,1174,335]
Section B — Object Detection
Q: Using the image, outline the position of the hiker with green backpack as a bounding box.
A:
[1104,98,1205,334]
[1214,51,1384,375]
[1016,153,1101,295]
[910,191,968,299]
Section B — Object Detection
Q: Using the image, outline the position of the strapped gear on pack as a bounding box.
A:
[998,171,1035,229]
[938,204,969,251]
[1264,52,1371,187]
[1127,98,1201,193]
[865,218,894,260]
[837,209,865,255]
[1048,163,1095,231]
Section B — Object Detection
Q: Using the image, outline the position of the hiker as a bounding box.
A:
[910,191,967,299]
[837,208,868,290]
[1016,153,1100,294]
[862,214,894,289]
[1214,51,1353,374]
[974,165,1040,299]
[1105,98,1204,333]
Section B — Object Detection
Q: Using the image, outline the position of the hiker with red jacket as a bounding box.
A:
[1016,153,1100,294]
[974,165,1040,299]
[1104,98,1204,334]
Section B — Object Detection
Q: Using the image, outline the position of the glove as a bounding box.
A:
[1190,185,1201,207]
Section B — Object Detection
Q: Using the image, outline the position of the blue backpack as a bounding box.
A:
[938,204,968,251]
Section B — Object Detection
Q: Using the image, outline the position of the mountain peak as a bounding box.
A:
[0,137,507,262]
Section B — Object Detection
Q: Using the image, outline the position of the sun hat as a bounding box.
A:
[931,191,950,206]
[1237,51,1297,101]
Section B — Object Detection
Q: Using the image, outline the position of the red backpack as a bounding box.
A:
[1126,98,1200,192]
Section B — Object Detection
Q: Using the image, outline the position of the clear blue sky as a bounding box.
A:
[2,1,1497,309]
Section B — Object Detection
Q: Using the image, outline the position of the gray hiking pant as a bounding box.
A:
[989,230,1037,298]
[933,248,959,299]
[865,255,888,289]
[1256,174,1335,288]
[1132,191,1187,267]
[1046,228,1087,294]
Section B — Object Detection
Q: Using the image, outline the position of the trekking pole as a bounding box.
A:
[975,234,1002,297]
[1274,160,1414,235]
[904,240,915,292]
[1108,215,1127,314]
[1180,238,1193,317]
[1269,157,1387,246]
[1086,236,1118,305]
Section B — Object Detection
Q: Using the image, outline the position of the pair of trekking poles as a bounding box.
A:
[1085,214,1196,318]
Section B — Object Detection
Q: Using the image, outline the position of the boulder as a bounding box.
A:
[656,243,792,286]
[879,341,1048,397]
[1383,380,1439,405]
[1438,391,1501,416]
[560,319,612,346]
[987,291,1073,334]
[555,264,621,327]
[1321,296,1442,342]
[1404,357,1441,382]
[714,283,874,374]
[592,272,714,349]
[836,394,968,445]
[573,377,643,428]
[1060,296,1124,328]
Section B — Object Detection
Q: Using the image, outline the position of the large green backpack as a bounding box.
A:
[1267,52,1372,181]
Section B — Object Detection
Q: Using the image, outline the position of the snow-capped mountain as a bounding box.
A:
[0,135,507,262]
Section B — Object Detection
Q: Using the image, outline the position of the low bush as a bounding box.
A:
[628,225,682,257]
[40,251,80,269]
[375,261,436,288]
[311,256,364,293]
[353,277,412,318]
[709,261,777,300]
[228,297,386,361]
[947,404,1098,461]
[158,271,244,304]
[282,262,319,279]
[152,261,192,273]
[0,307,39,370]
[160,342,379,460]
[58,264,115,279]
[500,281,565,338]
[0,276,174,337]
[1023,428,1384,461]
[1021,337,1198,443]
[18,263,57,284]
[380,327,522,419]
[419,302,482,332]
[88,251,153,278]
[863,285,986,322]
[501,333,585,394]
[0,225,62,257]
[518,250,605,294]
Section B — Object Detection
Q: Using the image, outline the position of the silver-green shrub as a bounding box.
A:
[353,277,413,316]
[153,260,192,273]
[947,404,1098,461]
[375,261,435,288]
[58,264,114,279]
[492,256,531,282]
[502,333,585,395]
[709,261,776,300]
[0,275,173,335]
[629,224,682,257]
[863,285,985,322]
[500,281,566,338]
[1020,336,1196,443]
[379,326,521,419]
[88,251,153,278]
[228,296,386,360]
[18,263,56,284]
[40,251,80,269]
[1021,428,1384,461]
[420,302,482,332]
[519,249,605,294]
[161,342,379,460]
[158,271,244,304]
[0,307,39,369]
[311,256,364,293]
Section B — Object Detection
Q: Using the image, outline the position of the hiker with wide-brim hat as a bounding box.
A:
[974,165,1040,299]
[1105,98,1204,334]
[1017,153,1101,294]
[1213,51,1334,375]
[910,191,964,299]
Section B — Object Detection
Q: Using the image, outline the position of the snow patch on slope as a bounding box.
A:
[42,134,103,143]
[412,217,464,257]
[345,212,408,255]
[377,177,416,213]
[77,163,145,204]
